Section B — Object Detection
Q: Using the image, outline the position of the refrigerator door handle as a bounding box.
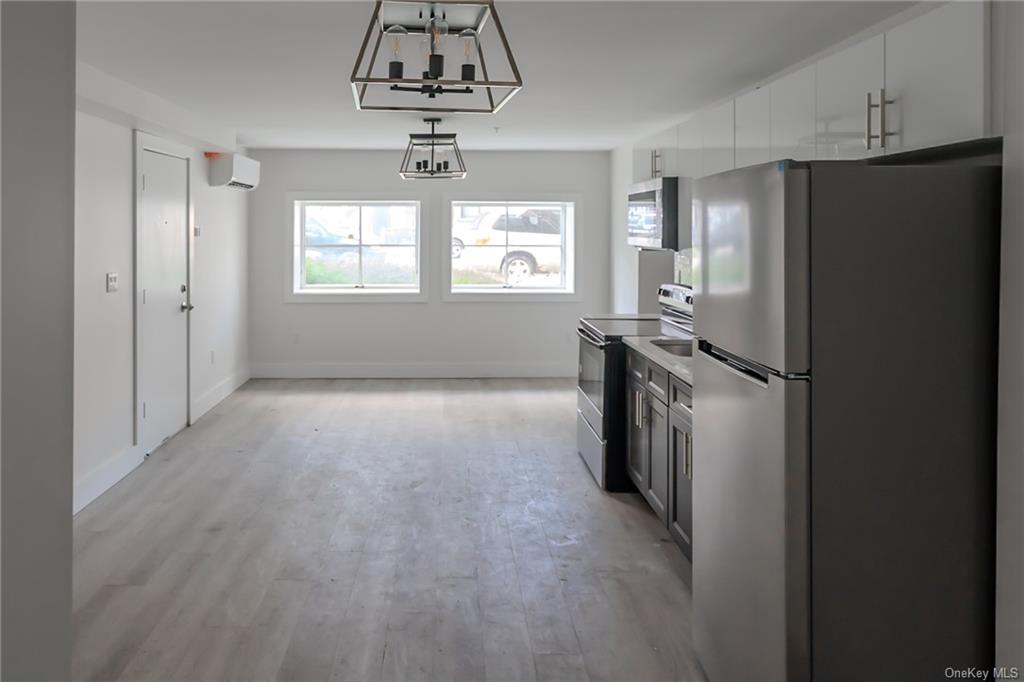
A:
[698,341,770,388]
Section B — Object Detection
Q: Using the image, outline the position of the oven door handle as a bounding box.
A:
[577,327,610,349]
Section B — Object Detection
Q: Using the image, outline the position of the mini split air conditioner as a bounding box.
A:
[209,153,261,191]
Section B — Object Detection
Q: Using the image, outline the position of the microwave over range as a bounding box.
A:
[627,176,691,250]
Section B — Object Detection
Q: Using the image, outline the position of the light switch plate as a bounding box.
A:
[106,272,119,293]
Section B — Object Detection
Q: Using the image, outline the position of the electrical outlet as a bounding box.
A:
[106,272,119,293]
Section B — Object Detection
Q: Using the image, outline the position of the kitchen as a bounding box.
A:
[580,1,1006,678]
[3,1,1023,680]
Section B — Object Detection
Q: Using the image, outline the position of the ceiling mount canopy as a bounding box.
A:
[400,118,467,179]
[351,0,522,114]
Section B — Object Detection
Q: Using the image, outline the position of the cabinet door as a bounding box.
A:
[884,1,986,153]
[669,410,693,559]
[632,143,653,184]
[816,34,884,159]
[770,64,816,161]
[645,396,670,524]
[735,87,770,168]
[633,128,678,182]
[677,116,701,180]
[701,100,735,176]
[625,378,647,490]
[655,126,679,178]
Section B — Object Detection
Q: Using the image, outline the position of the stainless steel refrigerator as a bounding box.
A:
[691,155,1000,682]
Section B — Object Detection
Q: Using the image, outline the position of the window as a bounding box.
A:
[293,200,420,294]
[450,201,575,293]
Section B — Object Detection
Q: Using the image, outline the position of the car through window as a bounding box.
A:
[450,201,575,293]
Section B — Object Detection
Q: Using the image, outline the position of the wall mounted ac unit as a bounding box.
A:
[209,153,260,191]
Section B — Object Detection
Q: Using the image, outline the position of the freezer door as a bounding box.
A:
[693,162,810,373]
[692,343,809,682]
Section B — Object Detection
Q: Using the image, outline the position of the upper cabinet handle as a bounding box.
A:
[865,89,896,150]
[878,88,895,149]
[866,91,877,150]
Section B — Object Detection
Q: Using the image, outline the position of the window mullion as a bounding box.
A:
[299,202,306,288]
[358,204,364,288]
[504,203,511,288]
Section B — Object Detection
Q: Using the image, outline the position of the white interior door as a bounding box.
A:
[139,148,189,451]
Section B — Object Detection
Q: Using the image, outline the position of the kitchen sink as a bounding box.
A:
[650,339,693,357]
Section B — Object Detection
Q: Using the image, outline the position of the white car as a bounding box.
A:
[451,208,563,284]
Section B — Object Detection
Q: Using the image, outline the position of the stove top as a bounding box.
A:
[580,315,664,341]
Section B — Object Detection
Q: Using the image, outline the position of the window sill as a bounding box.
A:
[286,289,427,304]
[443,289,581,303]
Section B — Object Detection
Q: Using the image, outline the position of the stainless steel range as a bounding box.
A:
[576,314,661,491]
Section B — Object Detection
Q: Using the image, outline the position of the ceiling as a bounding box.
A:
[77,1,913,151]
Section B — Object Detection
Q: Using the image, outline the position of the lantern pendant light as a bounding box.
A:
[399,118,467,180]
[351,0,522,114]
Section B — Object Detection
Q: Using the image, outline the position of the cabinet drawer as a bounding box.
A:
[627,349,646,383]
[646,362,669,404]
[670,374,692,417]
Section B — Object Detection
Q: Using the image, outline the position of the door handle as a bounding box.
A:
[180,302,194,312]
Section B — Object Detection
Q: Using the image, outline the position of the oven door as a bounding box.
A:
[577,326,608,429]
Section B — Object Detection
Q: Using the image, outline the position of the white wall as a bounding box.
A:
[73,110,249,513]
[995,0,1024,669]
[610,143,637,313]
[248,150,610,378]
[2,3,75,678]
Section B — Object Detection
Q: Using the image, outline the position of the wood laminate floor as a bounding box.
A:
[73,379,702,682]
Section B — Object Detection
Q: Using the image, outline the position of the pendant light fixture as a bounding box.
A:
[399,118,467,179]
[351,0,522,114]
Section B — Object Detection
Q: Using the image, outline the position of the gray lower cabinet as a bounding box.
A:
[625,349,693,558]
[669,409,693,560]
[626,375,647,489]
[646,396,670,524]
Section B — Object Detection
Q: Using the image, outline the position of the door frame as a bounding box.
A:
[133,130,194,450]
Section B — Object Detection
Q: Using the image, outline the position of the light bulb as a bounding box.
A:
[422,29,445,80]
[426,15,449,47]
[385,25,407,79]
[459,29,477,81]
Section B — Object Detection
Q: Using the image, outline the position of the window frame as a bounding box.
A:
[284,192,429,303]
[442,194,582,302]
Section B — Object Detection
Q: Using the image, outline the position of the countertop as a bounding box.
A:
[623,332,694,385]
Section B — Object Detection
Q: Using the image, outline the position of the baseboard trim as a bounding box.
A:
[191,368,250,421]
[73,445,146,515]
[250,361,574,379]
[74,368,250,516]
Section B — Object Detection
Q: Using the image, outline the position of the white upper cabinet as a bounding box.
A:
[633,126,679,183]
[735,87,770,168]
[815,34,885,159]
[701,100,736,177]
[883,2,987,153]
[676,115,702,180]
[769,64,816,161]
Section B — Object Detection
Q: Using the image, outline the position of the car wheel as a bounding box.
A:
[451,238,464,259]
[503,253,536,285]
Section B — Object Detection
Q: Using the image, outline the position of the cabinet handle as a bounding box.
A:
[865,91,876,150]
[685,433,693,480]
[878,88,895,149]
[634,390,641,428]
[865,89,896,150]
